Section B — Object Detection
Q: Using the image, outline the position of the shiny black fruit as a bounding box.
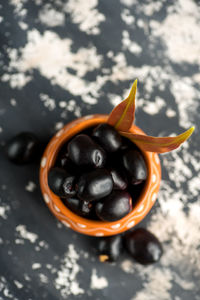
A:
[68,134,106,168]
[120,137,139,151]
[48,167,76,197]
[5,132,39,164]
[64,197,93,217]
[129,182,145,206]
[96,190,132,222]
[122,149,147,184]
[125,228,163,265]
[57,153,81,175]
[109,168,128,190]
[92,123,122,153]
[77,169,113,202]
[97,235,123,262]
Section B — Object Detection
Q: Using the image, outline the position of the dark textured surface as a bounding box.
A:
[0,0,200,299]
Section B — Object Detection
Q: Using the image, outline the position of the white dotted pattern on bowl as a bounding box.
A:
[110,223,121,229]
[43,193,50,204]
[95,232,104,237]
[62,220,71,228]
[41,157,47,168]
[152,174,156,183]
[127,220,135,228]
[77,223,86,228]
[54,205,60,212]
[152,193,157,202]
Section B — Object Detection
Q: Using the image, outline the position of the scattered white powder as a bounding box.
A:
[138,96,166,115]
[39,274,48,284]
[38,4,65,27]
[107,94,122,107]
[122,30,142,55]
[0,16,3,23]
[0,204,10,219]
[64,0,105,35]
[10,98,17,106]
[32,263,41,270]
[55,244,84,297]
[166,108,176,118]
[10,0,27,17]
[121,260,134,274]
[1,72,32,89]
[81,94,97,104]
[14,280,23,289]
[40,93,56,111]
[0,277,16,299]
[170,78,200,128]
[18,21,28,30]
[54,122,64,131]
[25,181,36,192]
[120,0,137,7]
[0,127,2,133]
[5,29,102,97]
[59,101,67,108]
[151,0,200,64]
[15,239,24,244]
[121,9,135,25]
[16,225,38,243]
[90,269,108,290]
[142,1,163,16]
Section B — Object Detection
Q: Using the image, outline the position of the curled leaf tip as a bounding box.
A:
[107,79,137,131]
[120,126,195,153]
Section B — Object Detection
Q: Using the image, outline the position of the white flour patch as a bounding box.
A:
[10,98,17,106]
[64,0,105,35]
[25,181,36,192]
[120,0,137,7]
[90,269,108,290]
[151,0,200,64]
[0,277,16,299]
[121,9,135,25]
[14,280,23,289]
[54,244,84,297]
[40,93,56,111]
[10,0,27,17]
[138,96,166,115]
[170,78,200,129]
[5,29,102,96]
[107,94,122,107]
[121,260,134,274]
[0,16,3,23]
[122,30,142,55]
[16,225,38,243]
[39,274,48,284]
[32,263,41,270]
[166,108,176,118]
[142,1,163,16]
[60,99,82,119]
[1,72,32,89]
[18,21,28,30]
[0,204,10,219]
[38,4,65,27]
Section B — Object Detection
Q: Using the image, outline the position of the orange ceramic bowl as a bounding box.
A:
[40,114,161,236]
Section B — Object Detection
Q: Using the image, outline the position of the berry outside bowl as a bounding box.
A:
[39,114,161,237]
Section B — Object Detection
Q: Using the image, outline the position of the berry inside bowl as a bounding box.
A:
[39,114,161,236]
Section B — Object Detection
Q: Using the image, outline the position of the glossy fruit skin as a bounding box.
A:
[77,169,113,202]
[92,123,122,153]
[97,235,123,262]
[122,149,147,184]
[57,153,81,175]
[5,132,39,164]
[125,228,163,265]
[109,168,128,190]
[64,197,93,217]
[48,167,76,197]
[68,134,106,168]
[128,182,145,207]
[96,190,132,222]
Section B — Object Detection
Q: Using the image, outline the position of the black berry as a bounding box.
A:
[48,167,76,197]
[68,134,106,168]
[122,149,147,184]
[5,132,39,164]
[93,123,122,153]
[97,235,123,262]
[64,197,93,217]
[125,228,163,265]
[96,190,132,222]
[77,169,113,202]
[109,168,128,190]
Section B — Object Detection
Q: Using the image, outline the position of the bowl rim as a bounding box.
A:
[40,114,161,236]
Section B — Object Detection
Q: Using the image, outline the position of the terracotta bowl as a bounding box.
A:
[40,114,161,236]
